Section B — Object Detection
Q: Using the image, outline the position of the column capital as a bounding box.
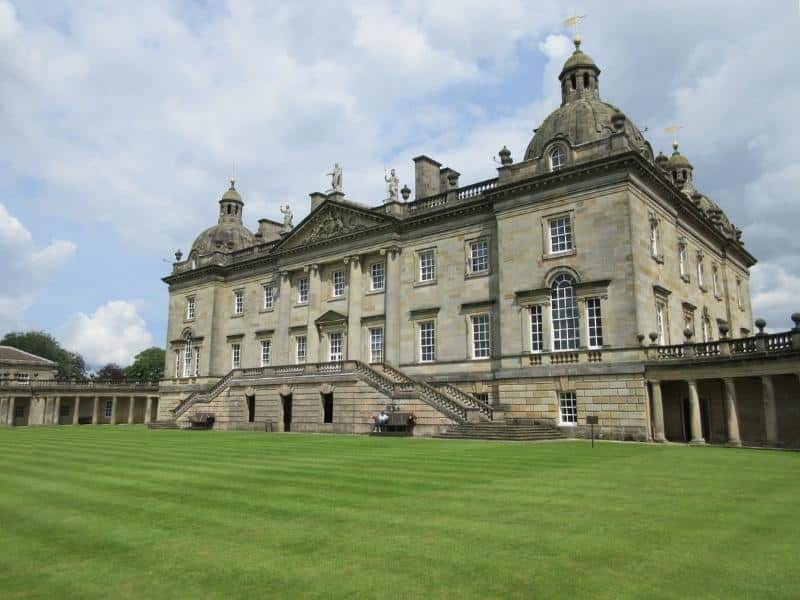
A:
[280,270,291,282]
[344,255,361,268]
[379,245,401,258]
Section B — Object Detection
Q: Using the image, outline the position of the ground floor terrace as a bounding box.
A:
[0,382,160,427]
[1,427,798,598]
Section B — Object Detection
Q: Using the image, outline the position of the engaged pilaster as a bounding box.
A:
[383,246,402,366]
[73,398,80,425]
[346,256,363,360]
[128,397,135,424]
[92,396,99,425]
[145,397,153,424]
[277,271,292,364]
[306,264,322,363]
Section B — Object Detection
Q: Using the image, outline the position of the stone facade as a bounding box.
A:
[155,38,800,446]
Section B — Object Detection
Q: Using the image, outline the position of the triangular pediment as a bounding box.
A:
[315,310,348,326]
[277,200,392,251]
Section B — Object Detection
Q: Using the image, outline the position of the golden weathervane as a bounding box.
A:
[665,125,683,147]
[563,14,587,43]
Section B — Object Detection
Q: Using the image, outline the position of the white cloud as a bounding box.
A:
[59,300,154,367]
[0,202,76,332]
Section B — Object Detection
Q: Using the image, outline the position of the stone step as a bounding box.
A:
[147,421,179,430]
[434,421,566,441]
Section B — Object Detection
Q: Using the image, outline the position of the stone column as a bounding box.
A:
[687,380,705,445]
[110,396,118,425]
[145,397,153,424]
[92,396,99,425]
[761,375,778,445]
[649,380,666,442]
[8,397,16,426]
[306,264,322,363]
[277,271,292,364]
[722,378,741,447]
[346,256,363,361]
[73,397,80,425]
[0,397,6,426]
[128,397,135,424]
[54,396,61,426]
[383,247,402,366]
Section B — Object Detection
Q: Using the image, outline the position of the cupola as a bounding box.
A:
[667,142,694,190]
[219,179,244,225]
[559,37,600,105]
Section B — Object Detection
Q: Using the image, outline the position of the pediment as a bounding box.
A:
[277,201,392,250]
[315,310,348,326]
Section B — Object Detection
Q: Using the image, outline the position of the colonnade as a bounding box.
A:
[0,395,159,427]
[649,375,783,446]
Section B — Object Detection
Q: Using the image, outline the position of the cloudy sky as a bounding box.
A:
[1,1,798,366]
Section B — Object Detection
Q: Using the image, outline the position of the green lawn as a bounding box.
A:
[1,428,798,599]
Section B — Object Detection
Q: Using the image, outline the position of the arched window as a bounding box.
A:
[570,73,576,90]
[182,334,193,378]
[227,204,232,215]
[549,147,567,172]
[551,274,579,351]
[583,72,590,89]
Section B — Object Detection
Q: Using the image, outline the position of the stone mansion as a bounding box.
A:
[8,37,793,445]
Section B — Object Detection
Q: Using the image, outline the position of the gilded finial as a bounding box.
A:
[665,125,682,150]
[230,178,236,190]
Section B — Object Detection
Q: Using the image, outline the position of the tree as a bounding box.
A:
[94,363,125,381]
[0,330,87,380]
[123,347,165,382]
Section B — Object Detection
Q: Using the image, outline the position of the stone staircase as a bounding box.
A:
[434,421,567,441]
[147,421,180,430]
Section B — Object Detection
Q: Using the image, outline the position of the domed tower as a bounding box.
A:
[666,142,695,193]
[559,38,600,105]
[188,180,256,258]
[523,38,652,165]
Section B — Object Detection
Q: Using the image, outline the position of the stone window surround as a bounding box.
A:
[515,276,609,353]
[361,315,385,362]
[295,275,309,306]
[558,391,578,426]
[711,264,722,300]
[410,307,440,363]
[260,282,276,312]
[415,247,437,286]
[464,235,491,278]
[318,324,347,362]
[255,329,274,366]
[232,288,245,316]
[696,251,707,292]
[541,209,577,260]
[677,236,690,282]
[653,285,672,346]
[546,141,570,172]
[459,300,495,361]
[185,295,196,321]
[736,277,745,311]
[330,268,347,301]
[648,211,664,264]
[170,333,203,380]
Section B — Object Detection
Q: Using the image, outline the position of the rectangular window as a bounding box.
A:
[712,266,720,297]
[419,321,436,362]
[234,290,244,315]
[549,216,573,253]
[530,305,544,352]
[697,258,705,288]
[186,296,196,320]
[231,343,241,369]
[332,270,346,297]
[649,221,659,257]
[469,239,489,274]
[656,303,667,346]
[329,332,343,362]
[559,392,578,425]
[104,401,113,418]
[260,340,272,366]
[194,348,200,377]
[586,298,603,348]
[418,249,436,282]
[370,262,385,291]
[263,285,274,310]
[473,392,489,405]
[369,327,384,363]
[297,277,309,304]
[679,245,687,278]
[174,350,181,378]
[736,278,744,309]
[183,342,193,378]
[296,336,307,363]
[471,314,491,359]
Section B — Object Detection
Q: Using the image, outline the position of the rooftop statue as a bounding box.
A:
[280,203,293,231]
[385,168,399,202]
[327,163,343,193]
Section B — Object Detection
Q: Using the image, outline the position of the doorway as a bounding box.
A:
[281,394,293,432]
[247,395,256,423]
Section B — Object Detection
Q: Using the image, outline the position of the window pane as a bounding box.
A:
[234,291,244,314]
[419,321,436,362]
[419,250,436,282]
[298,278,309,303]
[587,298,603,348]
[551,274,579,350]
[371,263,385,290]
[263,285,274,310]
[296,336,307,363]
[329,332,343,362]
[369,327,383,363]
[333,271,346,297]
[471,314,491,358]
[261,340,271,366]
[549,217,573,253]
[530,305,543,352]
[559,392,577,424]
[470,240,489,273]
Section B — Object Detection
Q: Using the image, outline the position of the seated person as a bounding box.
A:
[378,410,390,431]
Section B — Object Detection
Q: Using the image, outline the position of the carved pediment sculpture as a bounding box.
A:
[283,205,387,249]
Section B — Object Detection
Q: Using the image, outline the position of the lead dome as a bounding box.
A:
[189,180,255,256]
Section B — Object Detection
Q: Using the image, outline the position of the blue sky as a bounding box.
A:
[1,1,798,367]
